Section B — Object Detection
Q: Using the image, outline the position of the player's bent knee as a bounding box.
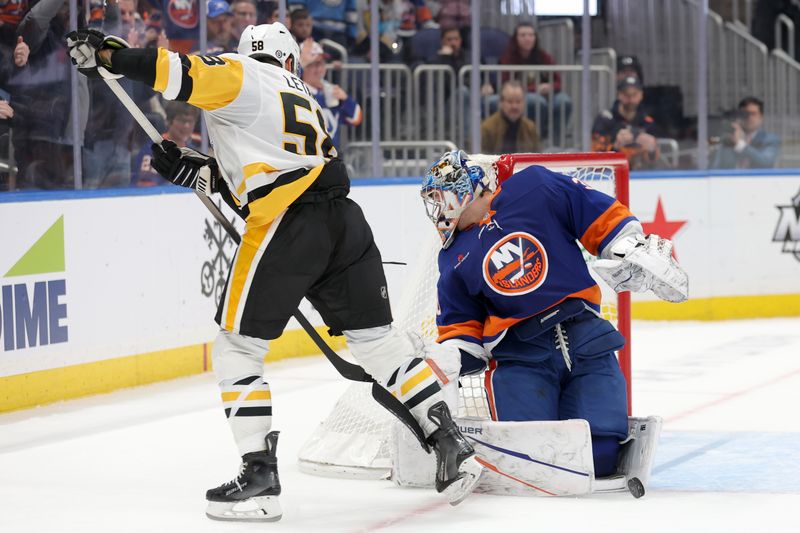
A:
[212,329,270,381]
[344,326,420,380]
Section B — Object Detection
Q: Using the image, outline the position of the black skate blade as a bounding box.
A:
[627,477,645,499]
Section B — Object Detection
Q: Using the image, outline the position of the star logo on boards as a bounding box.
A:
[772,187,800,262]
[641,196,687,259]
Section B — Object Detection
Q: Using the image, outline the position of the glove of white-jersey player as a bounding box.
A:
[65,29,129,80]
[151,140,220,196]
[592,234,689,303]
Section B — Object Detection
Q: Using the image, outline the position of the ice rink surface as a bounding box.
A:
[2,318,800,533]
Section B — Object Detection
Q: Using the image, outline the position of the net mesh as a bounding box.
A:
[297,154,626,476]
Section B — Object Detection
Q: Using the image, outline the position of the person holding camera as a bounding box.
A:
[591,76,661,170]
[711,97,780,169]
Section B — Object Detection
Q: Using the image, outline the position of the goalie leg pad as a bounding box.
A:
[212,330,272,455]
[393,418,594,496]
[618,416,663,488]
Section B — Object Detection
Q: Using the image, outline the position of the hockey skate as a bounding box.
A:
[426,401,485,506]
[205,431,282,522]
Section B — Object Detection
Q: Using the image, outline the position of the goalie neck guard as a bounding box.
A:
[238,23,300,75]
[421,150,491,249]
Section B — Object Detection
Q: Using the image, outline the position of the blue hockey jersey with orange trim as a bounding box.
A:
[436,164,636,353]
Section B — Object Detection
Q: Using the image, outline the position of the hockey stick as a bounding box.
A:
[103,79,430,449]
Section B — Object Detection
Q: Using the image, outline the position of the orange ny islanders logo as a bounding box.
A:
[483,232,548,295]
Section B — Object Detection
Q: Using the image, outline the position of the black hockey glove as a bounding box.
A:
[151,140,220,196]
[65,29,130,79]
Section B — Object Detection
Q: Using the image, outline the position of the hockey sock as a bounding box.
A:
[345,326,447,437]
[219,375,273,456]
[385,357,444,436]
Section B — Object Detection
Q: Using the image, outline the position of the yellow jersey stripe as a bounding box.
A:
[401,366,434,396]
[153,48,171,93]
[186,55,245,111]
[245,390,272,401]
[224,219,273,330]
[238,162,281,196]
[221,391,240,402]
[246,164,324,228]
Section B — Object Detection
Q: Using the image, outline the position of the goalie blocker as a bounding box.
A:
[392,416,662,498]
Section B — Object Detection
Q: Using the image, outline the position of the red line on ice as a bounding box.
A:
[666,367,800,423]
[354,499,450,532]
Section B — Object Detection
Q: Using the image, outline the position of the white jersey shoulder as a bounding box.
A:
[207,53,336,205]
[153,48,336,207]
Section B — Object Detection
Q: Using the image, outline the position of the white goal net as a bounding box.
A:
[297,152,631,479]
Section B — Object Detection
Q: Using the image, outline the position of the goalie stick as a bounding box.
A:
[102,79,430,451]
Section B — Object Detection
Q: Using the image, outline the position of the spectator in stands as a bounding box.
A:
[9,0,88,189]
[288,0,356,48]
[231,0,258,43]
[436,26,466,71]
[290,7,344,65]
[257,0,279,24]
[711,96,780,169]
[617,55,643,84]
[480,80,540,155]
[119,0,147,47]
[83,0,145,189]
[131,101,200,186]
[201,0,235,53]
[300,41,361,151]
[435,0,469,30]
[592,76,661,170]
[485,22,572,141]
[436,26,490,135]
[290,6,313,42]
[142,11,170,49]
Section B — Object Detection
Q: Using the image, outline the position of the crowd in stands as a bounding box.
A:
[0,1,785,191]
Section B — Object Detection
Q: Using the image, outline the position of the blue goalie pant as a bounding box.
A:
[483,308,629,478]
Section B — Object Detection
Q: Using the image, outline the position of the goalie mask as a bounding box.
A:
[238,23,301,75]
[421,150,490,249]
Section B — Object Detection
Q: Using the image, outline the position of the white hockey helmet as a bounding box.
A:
[238,22,301,75]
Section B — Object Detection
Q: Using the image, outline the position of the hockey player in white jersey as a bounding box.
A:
[66,23,483,521]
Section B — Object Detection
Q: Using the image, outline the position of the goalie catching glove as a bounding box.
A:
[151,140,220,196]
[65,29,129,80]
[593,234,689,303]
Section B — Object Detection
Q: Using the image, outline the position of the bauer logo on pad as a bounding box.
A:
[482,232,548,295]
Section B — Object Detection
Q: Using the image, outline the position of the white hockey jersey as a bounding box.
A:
[152,48,337,225]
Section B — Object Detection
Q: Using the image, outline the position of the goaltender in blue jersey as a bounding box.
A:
[421,150,689,478]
